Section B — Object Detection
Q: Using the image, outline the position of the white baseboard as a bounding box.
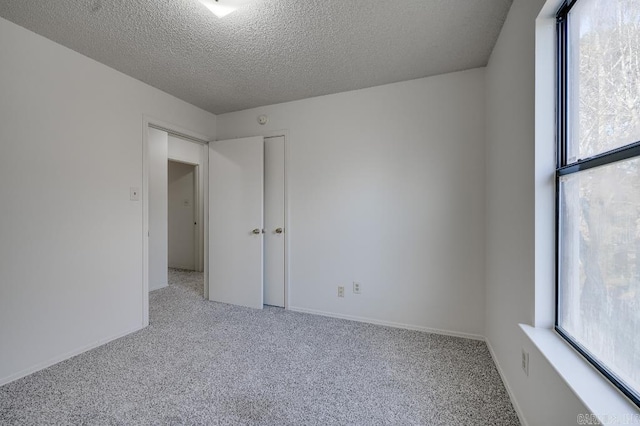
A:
[485,338,528,426]
[0,324,145,387]
[287,305,485,341]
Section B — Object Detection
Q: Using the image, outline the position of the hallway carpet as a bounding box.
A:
[0,269,519,425]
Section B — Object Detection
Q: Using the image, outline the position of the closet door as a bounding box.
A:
[264,136,286,307]
[209,136,264,309]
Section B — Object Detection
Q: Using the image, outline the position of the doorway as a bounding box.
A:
[167,160,204,297]
[143,119,210,326]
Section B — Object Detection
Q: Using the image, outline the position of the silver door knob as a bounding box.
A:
[252,228,261,234]
[275,228,283,234]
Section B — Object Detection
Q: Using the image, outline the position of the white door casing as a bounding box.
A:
[208,136,264,309]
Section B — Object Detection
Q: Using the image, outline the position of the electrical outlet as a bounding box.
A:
[521,349,529,376]
[338,286,344,298]
[353,282,361,294]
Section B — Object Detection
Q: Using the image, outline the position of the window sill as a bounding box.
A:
[519,324,639,425]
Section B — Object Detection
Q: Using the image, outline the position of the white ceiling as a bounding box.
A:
[0,0,513,115]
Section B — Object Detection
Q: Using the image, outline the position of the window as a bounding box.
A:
[556,0,640,407]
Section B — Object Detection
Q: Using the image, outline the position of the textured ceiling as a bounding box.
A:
[0,0,513,114]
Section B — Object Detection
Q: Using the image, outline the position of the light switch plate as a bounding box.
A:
[130,187,140,201]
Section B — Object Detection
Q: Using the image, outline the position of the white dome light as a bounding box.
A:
[198,0,246,18]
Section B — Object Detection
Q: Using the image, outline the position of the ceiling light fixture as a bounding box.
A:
[198,0,245,18]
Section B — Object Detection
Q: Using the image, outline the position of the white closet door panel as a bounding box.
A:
[209,136,264,309]
[264,136,285,307]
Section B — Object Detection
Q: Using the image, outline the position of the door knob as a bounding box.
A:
[275,228,283,234]
[252,228,261,234]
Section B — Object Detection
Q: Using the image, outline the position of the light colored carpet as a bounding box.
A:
[0,269,520,425]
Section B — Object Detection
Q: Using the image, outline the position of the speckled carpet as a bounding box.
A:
[0,269,520,425]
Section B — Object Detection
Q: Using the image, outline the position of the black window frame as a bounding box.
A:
[555,0,640,408]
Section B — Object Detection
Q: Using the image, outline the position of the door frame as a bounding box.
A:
[142,115,211,327]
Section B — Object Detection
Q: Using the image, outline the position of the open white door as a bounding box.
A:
[209,136,264,309]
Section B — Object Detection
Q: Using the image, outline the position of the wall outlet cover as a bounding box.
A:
[521,349,529,376]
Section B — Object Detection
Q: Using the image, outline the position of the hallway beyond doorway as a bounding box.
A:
[168,268,203,298]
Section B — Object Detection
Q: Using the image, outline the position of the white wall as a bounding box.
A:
[168,161,196,270]
[0,17,216,384]
[217,69,486,338]
[485,1,589,424]
[149,128,169,290]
